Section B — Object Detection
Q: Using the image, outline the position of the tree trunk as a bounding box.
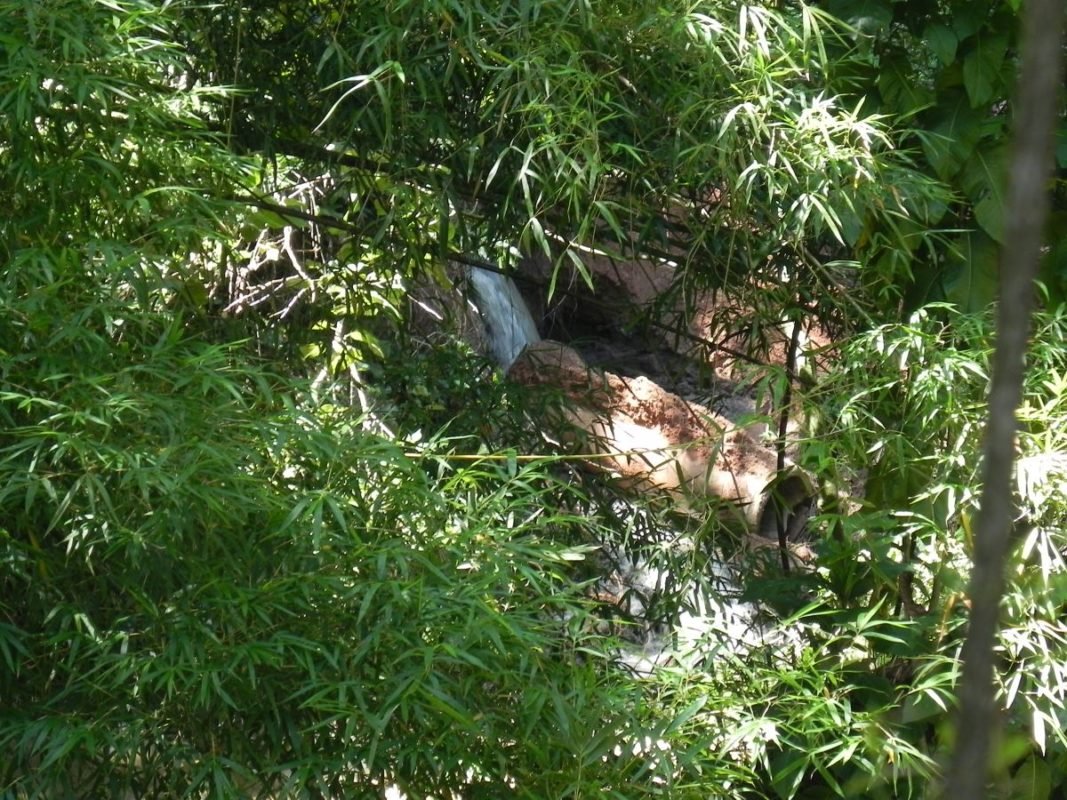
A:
[943,0,1064,795]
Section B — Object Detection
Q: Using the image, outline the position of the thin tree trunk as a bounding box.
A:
[943,0,1064,795]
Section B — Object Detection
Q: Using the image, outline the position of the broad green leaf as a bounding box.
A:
[924,23,958,65]
[959,147,1007,241]
[918,91,990,179]
[958,145,1008,202]
[943,230,999,312]
[1038,213,1067,302]
[1056,125,1067,168]
[878,57,935,115]
[974,194,1004,242]
[962,33,1008,108]
[1010,754,1052,800]
[952,0,993,40]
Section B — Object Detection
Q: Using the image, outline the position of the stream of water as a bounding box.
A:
[467,267,541,370]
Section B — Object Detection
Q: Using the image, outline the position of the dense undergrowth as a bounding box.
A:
[3,0,1067,798]
[6,256,1067,798]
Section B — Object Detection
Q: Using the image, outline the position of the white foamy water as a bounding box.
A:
[467,267,541,369]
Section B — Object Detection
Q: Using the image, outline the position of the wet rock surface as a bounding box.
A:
[508,340,814,538]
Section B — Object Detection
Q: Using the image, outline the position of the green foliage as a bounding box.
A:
[174,0,950,329]
[779,305,1067,797]
[0,292,660,795]
[4,0,1067,798]
[0,0,250,256]
[627,306,1067,800]
[0,2,681,796]
[814,0,1067,310]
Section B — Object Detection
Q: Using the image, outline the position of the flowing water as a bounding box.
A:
[466,267,541,370]
[594,510,792,674]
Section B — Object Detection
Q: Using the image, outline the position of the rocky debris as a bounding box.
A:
[518,245,839,382]
[518,248,692,347]
[508,340,814,538]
